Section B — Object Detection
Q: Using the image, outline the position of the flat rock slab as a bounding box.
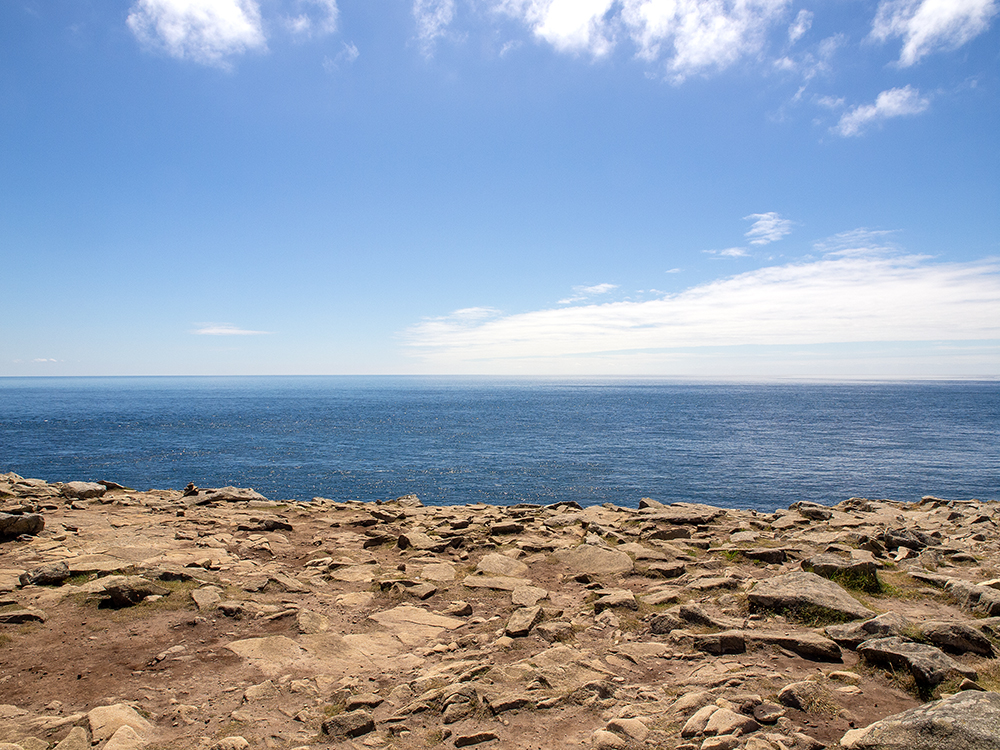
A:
[61,481,107,499]
[641,503,726,525]
[321,709,374,738]
[748,571,875,622]
[369,605,464,645]
[226,635,306,676]
[552,545,633,576]
[747,630,842,661]
[858,636,977,687]
[0,513,44,539]
[463,575,532,591]
[840,690,1000,749]
[476,553,529,578]
[505,605,543,637]
[87,704,153,745]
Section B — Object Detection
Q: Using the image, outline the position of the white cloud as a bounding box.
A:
[192,323,271,335]
[285,0,339,37]
[32,358,59,363]
[413,0,456,52]
[127,0,267,64]
[744,212,793,245]
[404,244,1000,370]
[559,283,619,304]
[620,0,791,81]
[835,85,930,136]
[871,0,998,66]
[323,40,359,72]
[496,0,616,56]
[788,8,812,43]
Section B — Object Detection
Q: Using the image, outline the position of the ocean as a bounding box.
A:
[0,377,997,511]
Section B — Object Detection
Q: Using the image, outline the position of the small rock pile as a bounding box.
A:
[0,471,998,750]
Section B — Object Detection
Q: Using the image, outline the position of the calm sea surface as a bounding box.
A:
[0,377,997,511]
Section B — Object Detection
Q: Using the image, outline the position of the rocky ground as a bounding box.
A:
[1,472,999,750]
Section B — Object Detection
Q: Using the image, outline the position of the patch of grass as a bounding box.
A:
[759,603,861,628]
[718,550,740,562]
[0,633,11,647]
[830,569,884,595]
[215,720,249,739]
[976,660,1000,692]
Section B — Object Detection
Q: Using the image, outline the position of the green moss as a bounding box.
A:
[829,569,884,595]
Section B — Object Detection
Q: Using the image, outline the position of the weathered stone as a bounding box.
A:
[454,731,499,747]
[606,717,649,742]
[593,588,637,613]
[802,553,879,589]
[52,727,89,750]
[190,585,222,611]
[590,729,627,749]
[704,707,759,736]
[643,503,726,525]
[505,605,543,637]
[511,585,547,607]
[62,481,107,499]
[210,738,251,750]
[0,608,46,624]
[748,630,842,661]
[742,548,787,564]
[102,577,170,607]
[296,609,330,634]
[0,512,44,539]
[645,561,687,578]
[476,553,529,577]
[753,702,785,723]
[19,561,71,587]
[748,571,875,622]
[88,704,153,745]
[921,620,994,656]
[682,704,719,737]
[858,636,977,688]
[463,575,532,591]
[777,681,828,711]
[552,544,634,576]
[243,680,279,702]
[103,725,147,750]
[321,708,374,738]
[840,690,1000,749]
[826,612,914,648]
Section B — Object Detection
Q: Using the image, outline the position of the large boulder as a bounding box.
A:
[840,690,1000,749]
[748,571,875,622]
[0,512,44,540]
[61,481,107,499]
[858,636,977,688]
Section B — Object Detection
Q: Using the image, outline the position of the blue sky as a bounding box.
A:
[1,0,998,378]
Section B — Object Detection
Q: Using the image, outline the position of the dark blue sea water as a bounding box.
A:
[0,377,997,511]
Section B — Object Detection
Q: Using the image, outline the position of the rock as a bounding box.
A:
[536,620,574,642]
[552,544,634,576]
[189,486,267,503]
[753,702,785,723]
[225,636,305,676]
[345,693,384,710]
[826,612,915,648]
[103,725,147,750]
[778,681,828,711]
[321,709,374,738]
[748,571,875,622]
[692,631,746,655]
[801,553,879,591]
[243,680,279,702]
[840,690,1000,749]
[421,562,456,581]
[944,578,1000,617]
[476,552,529,577]
[701,736,741,750]
[682,704,720,737]
[19,561,71,587]
[88,703,153,745]
[593,588,637,613]
[512,585,548,607]
[0,512,44,539]
[748,631,842,662]
[61,481,107,499]
[606,718,649,742]
[742,548,787,564]
[102,577,170,607]
[921,620,994,656]
[505,605,543,637]
[52,727,89,750]
[190,585,223,611]
[703,707,759,736]
[643,503,726,525]
[296,609,330,634]
[590,729,627,749]
[858,636,977,688]
[454,732,499,747]
[210,738,251,750]
[0,608,46,624]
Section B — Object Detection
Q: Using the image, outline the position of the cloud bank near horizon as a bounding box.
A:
[404,235,1000,373]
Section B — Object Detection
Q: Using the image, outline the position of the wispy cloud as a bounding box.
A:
[127,0,268,65]
[788,9,812,43]
[285,0,339,37]
[871,0,998,66]
[32,358,59,363]
[744,212,793,245]
[559,283,619,304]
[413,0,456,53]
[835,85,930,136]
[404,239,1000,369]
[192,323,271,335]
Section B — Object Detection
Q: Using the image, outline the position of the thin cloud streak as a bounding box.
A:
[744,212,793,244]
[835,85,930,136]
[405,249,1000,367]
[192,323,271,335]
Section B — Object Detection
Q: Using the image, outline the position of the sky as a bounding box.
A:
[1,0,998,379]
